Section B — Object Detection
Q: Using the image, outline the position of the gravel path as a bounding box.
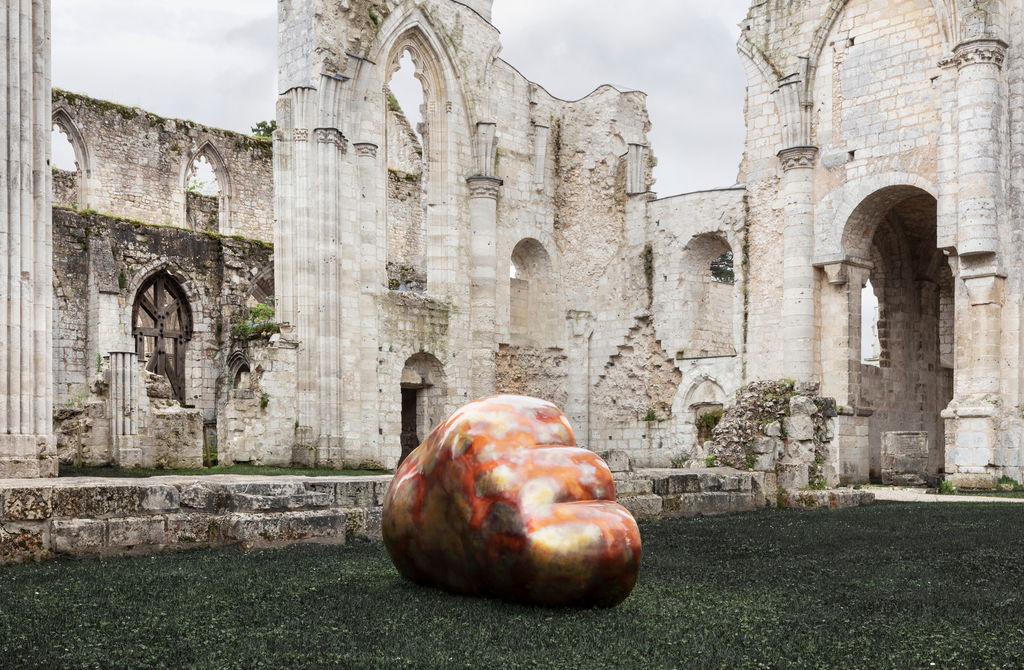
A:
[870,487,1024,504]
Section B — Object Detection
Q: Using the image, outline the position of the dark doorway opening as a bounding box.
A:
[400,388,419,465]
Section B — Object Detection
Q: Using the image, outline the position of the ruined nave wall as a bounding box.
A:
[52,90,274,242]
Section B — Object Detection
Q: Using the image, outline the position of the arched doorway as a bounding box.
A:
[399,353,446,465]
[679,233,736,358]
[133,273,193,404]
[834,186,951,483]
[510,238,557,346]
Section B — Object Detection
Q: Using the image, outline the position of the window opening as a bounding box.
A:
[186,154,221,232]
[52,124,79,208]
[861,279,880,366]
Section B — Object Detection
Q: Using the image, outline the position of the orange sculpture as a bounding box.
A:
[382,395,642,607]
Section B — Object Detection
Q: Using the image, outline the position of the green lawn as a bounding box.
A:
[58,464,388,479]
[3,502,1024,669]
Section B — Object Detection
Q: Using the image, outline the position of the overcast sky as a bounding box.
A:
[52,0,750,195]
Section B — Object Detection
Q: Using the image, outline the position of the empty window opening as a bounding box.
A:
[186,153,222,233]
[133,273,193,405]
[862,279,881,366]
[385,50,428,293]
[680,234,736,357]
[52,124,79,208]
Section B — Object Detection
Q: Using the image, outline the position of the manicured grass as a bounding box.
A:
[3,502,1024,669]
[57,464,387,479]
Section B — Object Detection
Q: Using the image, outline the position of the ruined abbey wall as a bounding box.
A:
[52,209,274,442]
[52,90,275,242]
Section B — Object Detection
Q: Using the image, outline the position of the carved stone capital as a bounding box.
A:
[293,128,309,142]
[353,142,378,159]
[953,38,1008,70]
[314,128,347,151]
[467,176,503,199]
[778,146,818,172]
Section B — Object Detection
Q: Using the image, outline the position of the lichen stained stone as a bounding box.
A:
[383,395,641,607]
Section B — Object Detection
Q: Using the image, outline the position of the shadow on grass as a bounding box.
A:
[2,502,1024,669]
[57,464,389,479]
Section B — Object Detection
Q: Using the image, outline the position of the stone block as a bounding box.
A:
[142,486,180,514]
[178,484,219,511]
[783,416,815,441]
[765,421,782,438]
[881,432,929,486]
[597,451,632,473]
[651,473,700,495]
[753,454,776,471]
[108,516,166,547]
[613,477,654,496]
[751,437,776,454]
[0,524,46,565]
[948,472,998,490]
[165,513,214,544]
[617,494,662,520]
[696,473,724,492]
[220,510,347,547]
[52,485,145,518]
[52,519,107,553]
[777,464,809,491]
[790,396,818,417]
[2,488,53,521]
[373,480,392,506]
[336,480,377,508]
[363,507,383,538]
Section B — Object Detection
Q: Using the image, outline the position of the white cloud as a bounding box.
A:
[52,0,750,193]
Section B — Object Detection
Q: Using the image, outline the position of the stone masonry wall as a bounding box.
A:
[52,89,274,242]
[52,209,274,434]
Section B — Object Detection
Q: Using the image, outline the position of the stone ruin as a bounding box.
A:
[1,0,1024,496]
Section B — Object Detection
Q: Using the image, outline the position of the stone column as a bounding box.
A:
[943,38,1008,489]
[467,176,502,399]
[354,142,380,468]
[954,39,1007,258]
[778,147,818,383]
[820,262,871,484]
[108,351,140,468]
[1,0,56,478]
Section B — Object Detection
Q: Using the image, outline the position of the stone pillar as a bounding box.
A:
[354,142,380,468]
[0,0,56,478]
[778,147,818,383]
[819,261,871,484]
[953,38,1007,258]
[108,351,140,469]
[467,176,502,399]
[943,38,1008,490]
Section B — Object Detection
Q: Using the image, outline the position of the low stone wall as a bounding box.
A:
[0,475,391,565]
[0,467,874,565]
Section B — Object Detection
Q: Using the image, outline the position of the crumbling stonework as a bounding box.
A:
[52,90,274,242]
[703,381,840,492]
[494,345,569,409]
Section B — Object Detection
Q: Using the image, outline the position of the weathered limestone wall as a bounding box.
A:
[738,0,1024,486]
[52,90,274,242]
[0,475,391,565]
[51,209,274,436]
[0,0,57,478]
[269,0,743,471]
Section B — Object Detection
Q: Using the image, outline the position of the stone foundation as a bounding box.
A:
[0,475,390,565]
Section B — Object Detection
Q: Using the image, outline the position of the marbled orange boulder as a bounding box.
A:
[382,395,641,607]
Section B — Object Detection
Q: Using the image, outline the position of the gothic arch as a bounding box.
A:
[132,272,194,404]
[51,106,94,208]
[181,141,234,233]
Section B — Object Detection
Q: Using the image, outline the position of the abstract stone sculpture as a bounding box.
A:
[382,395,642,607]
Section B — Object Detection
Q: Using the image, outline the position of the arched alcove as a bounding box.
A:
[132,273,193,404]
[510,238,559,347]
[399,353,446,465]
[678,233,736,358]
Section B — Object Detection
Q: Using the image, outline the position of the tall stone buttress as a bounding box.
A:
[1,0,56,478]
